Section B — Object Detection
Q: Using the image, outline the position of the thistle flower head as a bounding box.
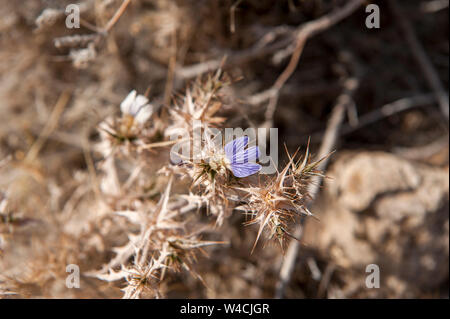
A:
[194,131,231,180]
[238,166,299,252]
[165,70,228,139]
[98,90,155,145]
[224,136,261,178]
[237,145,326,252]
[188,134,261,182]
[122,260,162,299]
[120,90,154,125]
[161,236,223,284]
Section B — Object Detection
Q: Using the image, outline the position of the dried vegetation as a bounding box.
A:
[0,0,448,298]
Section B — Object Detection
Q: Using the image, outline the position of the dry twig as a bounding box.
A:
[24,91,71,163]
[263,0,365,129]
[389,0,449,120]
[309,94,437,143]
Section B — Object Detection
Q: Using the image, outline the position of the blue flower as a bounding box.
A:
[224,136,262,177]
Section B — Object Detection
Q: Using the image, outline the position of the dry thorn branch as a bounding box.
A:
[274,77,358,298]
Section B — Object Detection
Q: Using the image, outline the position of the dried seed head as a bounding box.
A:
[237,146,329,252]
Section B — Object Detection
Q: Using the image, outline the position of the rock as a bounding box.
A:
[305,151,449,297]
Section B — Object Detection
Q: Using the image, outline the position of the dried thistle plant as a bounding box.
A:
[1,0,446,300]
[89,68,329,298]
[237,145,330,252]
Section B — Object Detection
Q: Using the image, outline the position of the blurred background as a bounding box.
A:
[0,0,448,298]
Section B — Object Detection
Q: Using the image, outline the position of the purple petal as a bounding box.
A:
[231,162,261,177]
[231,146,260,164]
[225,136,249,160]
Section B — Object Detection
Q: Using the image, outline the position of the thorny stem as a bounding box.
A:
[274,78,358,299]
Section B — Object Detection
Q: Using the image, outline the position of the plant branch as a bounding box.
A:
[263,0,365,129]
[389,0,449,120]
[274,77,357,299]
